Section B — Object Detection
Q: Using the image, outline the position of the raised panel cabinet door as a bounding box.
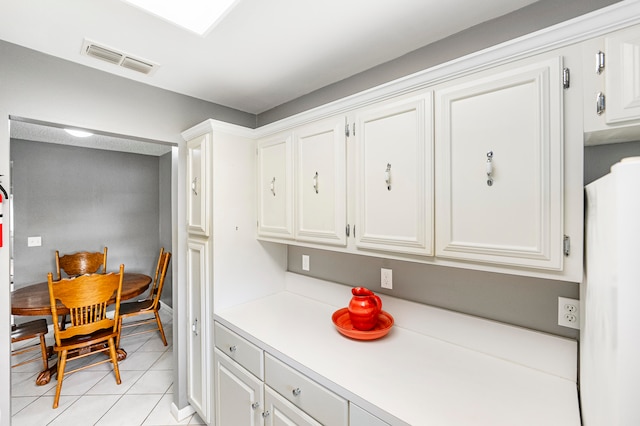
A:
[257,133,294,240]
[214,349,265,426]
[435,56,564,270]
[186,238,210,422]
[187,134,211,236]
[605,26,640,124]
[354,93,434,256]
[264,386,322,426]
[295,117,347,246]
[349,403,391,426]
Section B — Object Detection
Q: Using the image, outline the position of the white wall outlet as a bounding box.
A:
[558,297,580,329]
[381,268,392,289]
[302,255,310,271]
[27,236,42,247]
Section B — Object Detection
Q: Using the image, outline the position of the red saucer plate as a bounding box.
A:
[331,308,394,340]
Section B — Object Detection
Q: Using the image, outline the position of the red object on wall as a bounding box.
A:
[0,190,3,247]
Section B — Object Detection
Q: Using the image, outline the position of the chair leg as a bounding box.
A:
[38,334,49,370]
[154,311,168,346]
[108,337,122,385]
[53,351,67,409]
[116,318,123,349]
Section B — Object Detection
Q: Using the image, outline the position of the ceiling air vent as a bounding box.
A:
[81,39,158,75]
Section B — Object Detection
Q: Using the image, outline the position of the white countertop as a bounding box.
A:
[215,274,580,425]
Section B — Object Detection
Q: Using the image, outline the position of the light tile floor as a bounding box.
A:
[11,311,204,426]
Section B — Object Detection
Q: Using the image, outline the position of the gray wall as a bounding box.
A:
[585,140,640,184]
[258,0,621,125]
[10,139,169,302]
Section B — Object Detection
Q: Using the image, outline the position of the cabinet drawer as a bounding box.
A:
[214,322,264,379]
[264,353,347,426]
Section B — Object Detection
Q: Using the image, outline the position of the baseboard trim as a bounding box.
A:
[170,402,195,422]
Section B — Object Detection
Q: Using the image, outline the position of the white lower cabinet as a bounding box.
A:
[214,348,264,426]
[264,353,348,426]
[214,323,349,426]
[264,386,322,426]
[349,403,391,426]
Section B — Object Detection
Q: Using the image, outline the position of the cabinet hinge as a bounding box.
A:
[596,51,605,74]
[563,235,570,256]
[596,92,606,115]
[562,68,570,89]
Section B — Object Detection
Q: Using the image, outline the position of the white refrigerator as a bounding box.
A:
[582,157,640,425]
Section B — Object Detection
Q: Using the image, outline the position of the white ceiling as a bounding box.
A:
[0,0,538,115]
[10,119,173,156]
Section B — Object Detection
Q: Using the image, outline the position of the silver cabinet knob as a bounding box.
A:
[229,345,237,353]
[251,402,260,410]
[262,410,270,418]
[292,387,301,397]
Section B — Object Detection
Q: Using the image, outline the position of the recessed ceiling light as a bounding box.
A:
[121,0,239,36]
[64,129,93,138]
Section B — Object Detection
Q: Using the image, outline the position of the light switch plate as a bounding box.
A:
[27,236,42,247]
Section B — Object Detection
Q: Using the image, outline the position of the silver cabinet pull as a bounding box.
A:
[596,51,605,74]
[262,410,270,418]
[596,92,606,115]
[385,163,391,191]
[270,177,276,196]
[486,151,494,186]
[191,318,198,336]
[313,171,319,194]
[229,345,237,353]
[292,387,302,397]
[191,177,198,196]
[251,402,260,410]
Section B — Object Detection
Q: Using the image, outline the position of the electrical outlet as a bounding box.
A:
[302,255,310,271]
[558,297,580,329]
[381,268,392,289]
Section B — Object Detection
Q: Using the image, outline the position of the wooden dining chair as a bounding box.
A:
[47,265,125,409]
[55,247,108,329]
[55,247,108,280]
[11,319,51,370]
[117,250,171,348]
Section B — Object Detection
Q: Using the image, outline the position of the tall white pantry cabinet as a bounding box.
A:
[185,133,212,423]
[182,120,287,425]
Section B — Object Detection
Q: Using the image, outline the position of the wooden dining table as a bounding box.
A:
[11,272,152,385]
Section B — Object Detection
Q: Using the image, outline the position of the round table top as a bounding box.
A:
[11,273,152,316]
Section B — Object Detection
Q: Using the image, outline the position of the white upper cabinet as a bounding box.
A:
[435,56,565,270]
[604,26,640,123]
[295,117,347,246]
[257,132,294,240]
[354,93,434,256]
[187,134,211,237]
[584,24,640,144]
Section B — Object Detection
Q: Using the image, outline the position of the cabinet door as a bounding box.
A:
[187,134,211,236]
[264,386,322,426]
[349,403,390,426]
[295,117,347,246]
[605,26,640,124]
[435,57,564,270]
[214,349,265,426]
[186,238,210,422]
[354,93,434,256]
[257,133,294,240]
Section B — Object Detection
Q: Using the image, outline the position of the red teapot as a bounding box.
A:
[348,287,382,331]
